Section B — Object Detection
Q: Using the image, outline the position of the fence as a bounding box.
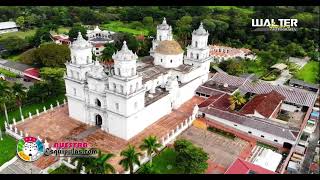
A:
[4,99,67,142]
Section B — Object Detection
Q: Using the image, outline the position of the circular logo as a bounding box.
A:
[17,136,44,162]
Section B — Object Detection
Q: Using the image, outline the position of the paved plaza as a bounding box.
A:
[178,125,251,174]
[13,96,205,173]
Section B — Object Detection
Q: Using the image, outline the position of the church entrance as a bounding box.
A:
[95,114,102,127]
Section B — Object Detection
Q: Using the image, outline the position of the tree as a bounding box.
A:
[34,43,70,67]
[11,83,27,119]
[175,16,193,47]
[101,43,117,61]
[138,163,159,174]
[15,16,25,30]
[40,67,66,96]
[119,145,141,174]
[19,48,37,65]
[27,82,49,103]
[0,80,12,123]
[0,36,29,57]
[143,16,154,26]
[30,26,53,47]
[72,156,96,174]
[229,91,246,111]
[94,151,115,174]
[68,23,87,41]
[139,136,162,165]
[174,139,208,174]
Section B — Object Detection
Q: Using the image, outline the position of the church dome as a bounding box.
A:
[157,17,171,30]
[112,41,138,61]
[155,40,183,55]
[71,32,92,49]
[93,26,101,32]
[193,22,209,36]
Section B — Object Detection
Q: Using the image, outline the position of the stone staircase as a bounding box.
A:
[0,158,41,174]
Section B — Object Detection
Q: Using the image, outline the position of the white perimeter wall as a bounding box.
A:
[204,113,295,146]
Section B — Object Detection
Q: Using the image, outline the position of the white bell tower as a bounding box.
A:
[150,17,173,57]
[65,32,94,123]
[184,22,211,73]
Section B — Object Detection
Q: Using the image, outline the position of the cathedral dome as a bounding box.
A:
[155,40,183,55]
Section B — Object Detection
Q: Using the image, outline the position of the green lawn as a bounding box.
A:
[0,134,17,166]
[57,27,71,34]
[149,148,183,174]
[0,29,36,40]
[294,61,320,84]
[0,94,66,131]
[0,68,18,78]
[243,59,267,77]
[102,21,149,36]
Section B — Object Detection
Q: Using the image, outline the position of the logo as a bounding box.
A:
[44,141,98,158]
[251,19,298,32]
[17,136,45,162]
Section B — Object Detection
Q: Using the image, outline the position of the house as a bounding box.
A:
[288,78,319,93]
[86,26,114,57]
[225,158,277,174]
[196,72,318,148]
[209,45,256,63]
[240,90,285,119]
[23,68,41,82]
[51,34,71,45]
[0,21,18,34]
[251,149,283,172]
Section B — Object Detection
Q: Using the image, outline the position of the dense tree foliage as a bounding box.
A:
[33,43,71,67]
[68,23,88,41]
[173,139,208,174]
[0,36,29,57]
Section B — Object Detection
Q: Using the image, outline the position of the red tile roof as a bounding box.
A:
[198,93,225,108]
[240,90,285,118]
[210,94,232,111]
[94,43,104,48]
[24,68,39,77]
[225,158,277,174]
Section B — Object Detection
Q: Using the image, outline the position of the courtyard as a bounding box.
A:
[12,96,205,173]
[177,125,251,174]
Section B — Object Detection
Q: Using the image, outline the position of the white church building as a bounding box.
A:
[64,18,212,140]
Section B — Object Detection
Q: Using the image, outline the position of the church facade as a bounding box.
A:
[64,18,212,140]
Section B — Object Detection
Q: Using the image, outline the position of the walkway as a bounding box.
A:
[0,158,41,174]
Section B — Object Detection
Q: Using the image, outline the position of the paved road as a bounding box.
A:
[300,121,319,174]
[5,77,34,88]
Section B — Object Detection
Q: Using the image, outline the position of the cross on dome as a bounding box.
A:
[121,41,128,51]
[157,17,170,30]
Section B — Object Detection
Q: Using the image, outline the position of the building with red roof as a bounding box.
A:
[23,68,41,81]
[225,158,277,174]
[240,90,285,119]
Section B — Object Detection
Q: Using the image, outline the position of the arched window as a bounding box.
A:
[95,99,101,107]
[113,83,116,91]
[95,114,102,127]
[160,59,163,62]
[130,85,133,93]
[196,54,199,59]
[117,68,121,76]
[170,59,173,63]
[120,85,124,93]
[190,53,193,58]
[195,41,198,48]
[159,35,162,41]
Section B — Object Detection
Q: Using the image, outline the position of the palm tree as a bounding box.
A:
[11,82,27,118]
[119,145,141,174]
[72,156,96,174]
[94,150,115,174]
[229,91,247,111]
[139,136,162,166]
[0,80,12,123]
